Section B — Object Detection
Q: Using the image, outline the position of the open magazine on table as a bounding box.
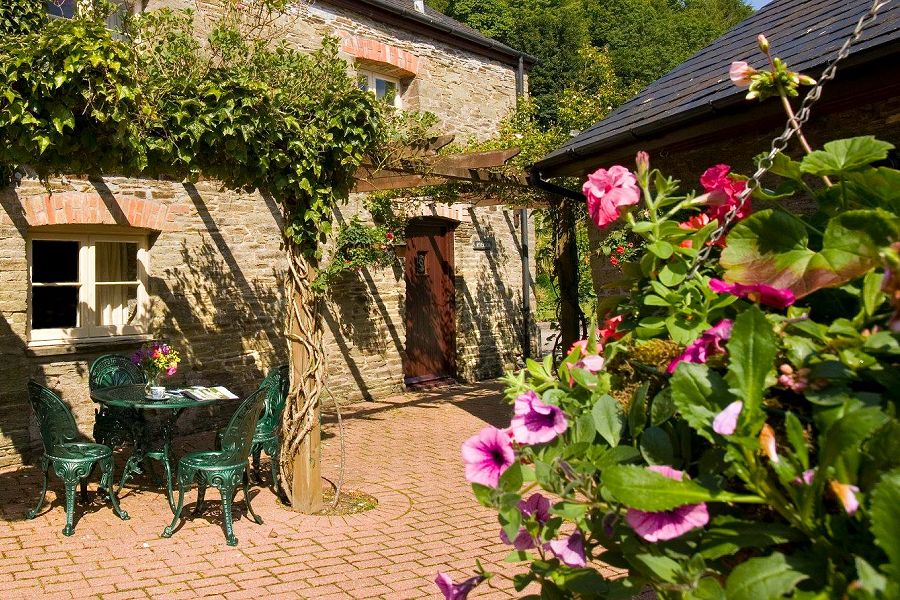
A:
[180,386,239,401]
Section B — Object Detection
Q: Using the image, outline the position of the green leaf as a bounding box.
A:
[639,426,674,465]
[628,382,649,437]
[870,469,900,579]
[592,394,624,447]
[800,136,894,177]
[472,483,494,507]
[725,552,810,600]
[670,364,730,442]
[499,462,523,493]
[784,412,809,469]
[720,209,899,299]
[629,553,681,583]
[855,557,887,594]
[658,260,688,286]
[648,240,674,259]
[701,517,801,560]
[650,388,676,426]
[725,306,776,415]
[862,270,885,317]
[602,464,717,511]
[820,408,890,473]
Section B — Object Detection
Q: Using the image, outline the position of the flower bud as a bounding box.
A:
[798,74,817,86]
[757,34,770,53]
[759,423,779,463]
[729,61,756,87]
[635,151,650,176]
[829,481,860,515]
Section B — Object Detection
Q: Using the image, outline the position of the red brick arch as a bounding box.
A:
[340,35,420,77]
[20,191,183,231]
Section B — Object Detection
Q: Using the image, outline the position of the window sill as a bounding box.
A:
[27,334,153,357]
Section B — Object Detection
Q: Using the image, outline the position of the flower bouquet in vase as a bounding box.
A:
[131,342,180,396]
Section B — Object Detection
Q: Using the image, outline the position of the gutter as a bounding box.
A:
[327,0,537,67]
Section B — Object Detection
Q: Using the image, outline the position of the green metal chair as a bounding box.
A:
[162,388,267,546]
[249,366,289,491]
[89,354,145,450]
[26,381,129,536]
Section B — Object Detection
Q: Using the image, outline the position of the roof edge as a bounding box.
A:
[327,0,537,67]
[534,32,900,176]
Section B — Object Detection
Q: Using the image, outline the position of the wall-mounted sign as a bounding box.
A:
[472,236,495,252]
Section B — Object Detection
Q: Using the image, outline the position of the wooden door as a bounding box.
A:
[403,219,456,385]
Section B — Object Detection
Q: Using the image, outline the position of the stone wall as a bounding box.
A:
[0,178,535,466]
[151,0,522,140]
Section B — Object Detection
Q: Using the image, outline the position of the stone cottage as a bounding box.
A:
[531,0,900,296]
[0,0,536,465]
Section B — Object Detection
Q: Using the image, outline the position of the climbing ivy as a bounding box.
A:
[0,0,384,256]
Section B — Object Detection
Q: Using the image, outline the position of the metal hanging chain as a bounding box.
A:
[689,0,893,274]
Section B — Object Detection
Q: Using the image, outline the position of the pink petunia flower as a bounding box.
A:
[759,424,780,463]
[829,481,860,515]
[546,531,587,567]
[500,493,552,550]
[461,426,515,487]
[166,366,177,377]
[599,314,625,343]
[583,166,641,228]
[709,278,795,309]
[667,319,733,374]
[435,573,485,600]
[576,354,605,373]
[729,61,756,86]
[510,391,568,445]
[697,165,751,222]
[625,466,709,542]
[712,400,743,435]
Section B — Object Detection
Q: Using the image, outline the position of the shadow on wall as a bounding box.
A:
[456,210,525,381]
[322,261,406,402]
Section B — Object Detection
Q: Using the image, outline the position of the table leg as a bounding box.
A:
[154,409,184,513]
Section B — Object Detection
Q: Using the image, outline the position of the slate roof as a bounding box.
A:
[341,0,535,65]
[535,0,900,175]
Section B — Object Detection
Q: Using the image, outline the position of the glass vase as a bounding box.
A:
[144,372,160,396]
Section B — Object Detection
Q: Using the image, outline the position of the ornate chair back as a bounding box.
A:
[27,381,79,454]
[219,389,267,465]
[256,366,289,437]
[89,354,145,391]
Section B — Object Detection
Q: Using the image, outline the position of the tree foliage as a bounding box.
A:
[431,0,752,125]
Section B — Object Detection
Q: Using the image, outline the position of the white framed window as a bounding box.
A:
[28,232,150,345]
[357,70,402,108]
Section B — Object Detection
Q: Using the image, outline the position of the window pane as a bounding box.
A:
[96,285,138,326]
[32,287,78,329]
[375,78,397,101]
[32,240,79,283]
[96,242,138,282]
[45,0,76,18]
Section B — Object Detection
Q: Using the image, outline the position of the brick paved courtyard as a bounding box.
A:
[0,382,630,599]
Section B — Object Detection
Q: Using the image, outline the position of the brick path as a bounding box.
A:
[0,382,629,599]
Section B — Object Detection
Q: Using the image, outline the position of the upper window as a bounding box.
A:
[29,233,149,345]
[357,71,402,109]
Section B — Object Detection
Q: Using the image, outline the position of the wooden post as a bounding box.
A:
[554,197,581,351]
[280,247,324,513]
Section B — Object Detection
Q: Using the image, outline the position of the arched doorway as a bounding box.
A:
[403,217,457,386]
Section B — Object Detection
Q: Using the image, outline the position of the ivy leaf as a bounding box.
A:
[799,136,894,177]
[592,394,624,447]
[725,306,776,419]
[720,209,899,299]
[725,552,810,600]
[870,469,900,579]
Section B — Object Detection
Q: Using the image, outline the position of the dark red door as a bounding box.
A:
[404,219,456,385]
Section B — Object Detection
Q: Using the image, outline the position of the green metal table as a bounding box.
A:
[89,384,220,512]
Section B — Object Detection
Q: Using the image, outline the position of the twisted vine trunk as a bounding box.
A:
[279,244,324,513]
